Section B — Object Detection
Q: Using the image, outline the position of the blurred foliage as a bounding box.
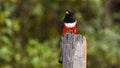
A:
[0,0,120,68]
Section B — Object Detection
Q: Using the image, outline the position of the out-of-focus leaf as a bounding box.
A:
[30,4,43,16]
[0,36,11,44]
[12,20,20,31]
[6,19,12,28]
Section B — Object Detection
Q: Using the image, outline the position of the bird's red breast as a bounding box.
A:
[62,22,77,36]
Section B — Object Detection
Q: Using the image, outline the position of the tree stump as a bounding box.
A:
[61,33,86,68]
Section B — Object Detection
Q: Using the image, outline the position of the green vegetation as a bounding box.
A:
[0,0,120,68]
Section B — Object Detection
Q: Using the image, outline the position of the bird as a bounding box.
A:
[59,10,77,63]
[61,10,77,36]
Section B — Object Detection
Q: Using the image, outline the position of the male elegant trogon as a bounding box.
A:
[62,10,77,36]
[59,10,77,63]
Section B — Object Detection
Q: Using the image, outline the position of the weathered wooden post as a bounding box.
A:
[61,33,87,68]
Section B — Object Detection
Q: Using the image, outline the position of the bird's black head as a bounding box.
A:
[64,10,76,23]
[65,10,73,15]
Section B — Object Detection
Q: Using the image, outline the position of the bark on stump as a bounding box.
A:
[61,33,86,68]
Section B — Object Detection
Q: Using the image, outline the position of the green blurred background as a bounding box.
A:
[0,0,120,68]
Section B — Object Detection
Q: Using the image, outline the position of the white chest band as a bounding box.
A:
[64,21,77,28]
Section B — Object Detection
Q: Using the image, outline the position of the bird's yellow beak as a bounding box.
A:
[65,11,69,14]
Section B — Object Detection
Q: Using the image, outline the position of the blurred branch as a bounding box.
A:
[103,0,112,28]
